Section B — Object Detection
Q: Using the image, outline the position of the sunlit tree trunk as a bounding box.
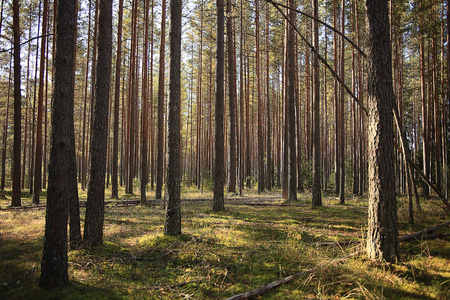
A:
[111,0,123,199]
[156,0,166,200]
[365,0,399,263]
[214,0,225,211]
[84,0,112,247]
[227,0,237,193]
[32,0,49,205]
[312,0,321,206]
[141,0,150,203]
[164,0,182,235]
[40,0,77,288]
[287,0,297,201]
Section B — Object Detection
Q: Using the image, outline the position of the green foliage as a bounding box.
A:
[0,193,449,299]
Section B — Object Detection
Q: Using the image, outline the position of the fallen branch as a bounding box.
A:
[307,240,360,247]
[399,221,450,242]
[225,252,361,300]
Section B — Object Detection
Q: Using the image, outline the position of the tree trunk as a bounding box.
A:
[365,0,400,263]
[214,0,225,211]
[40,0,77,288]
[265,4,272,191]
[1,57,11,191]
[11,0,21,207]
[84,0,112,247]
[312,0,321,206]
[141,0,150,203]
[338,0,346,204]
[164,0,182,235]
[156,0,166,200]
[32,0,49,205]
[287,0,297,201]
[111,0,124,199]
[227,0,236,193]
[256,0,265,194]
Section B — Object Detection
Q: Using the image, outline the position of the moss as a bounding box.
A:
[0,191,449,299]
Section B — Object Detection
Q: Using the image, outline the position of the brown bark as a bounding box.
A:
[1,56,11,191]
[164,0,182,235]
[141,0,150,202]
[81,1,93,191]
[32,0,49,205]
[227,0,237,193]
[312,0,321,206]
[111,0,123,199]
[11,0,21,207]
[214,0,225,211]
[156,0,166,200]
[265,4,272,191]
[256,0,265,194]
[40,0,77,288]
[338,0,346,204]
[84,0,112,247]
[287,0,297,201]
[365,0,400,262]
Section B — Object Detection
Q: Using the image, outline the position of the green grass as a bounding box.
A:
[0,188,449,299]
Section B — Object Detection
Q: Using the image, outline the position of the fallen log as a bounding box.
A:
[310,221,450,247]
[229,221,450,299]
[399,221,450,242]
[225,252,361,300]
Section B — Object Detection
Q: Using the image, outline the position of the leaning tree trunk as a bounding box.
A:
[365,0,400,263]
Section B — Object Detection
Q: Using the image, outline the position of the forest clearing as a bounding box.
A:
[1,187,449,299]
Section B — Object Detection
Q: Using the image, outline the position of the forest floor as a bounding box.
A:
[0,186,449,299]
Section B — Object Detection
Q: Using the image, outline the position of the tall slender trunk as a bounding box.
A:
[156,0,166,200]
[12,0,21,207]
[33,0,49,205]
[227,0,237,193]
[164,0,182,235]
[84,0,113,247]
[196,6,203,190]
[214,0,225,211]
[1,57,11,191]
[338,0,346,204]
[256,0,265,193]
[312,0,321,206]
[111,0,124,199]
[141,0,150,202]
[265,4,272,191]
[287,0,297,201]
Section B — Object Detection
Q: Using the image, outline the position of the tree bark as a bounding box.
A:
[32,0,49,205]
[111,0,124,199]
[227,0,237,193]
[141,0,150,203]
[365,0,400,263]
[287,0,297,201]
[312,0,321,206]
[164,0,182,235]
[256,0,265,194]
[214,0,225,211]
[11,0,21,207]
[84,0,112,247]
[156,0,166,200]
[40,0,77,288]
